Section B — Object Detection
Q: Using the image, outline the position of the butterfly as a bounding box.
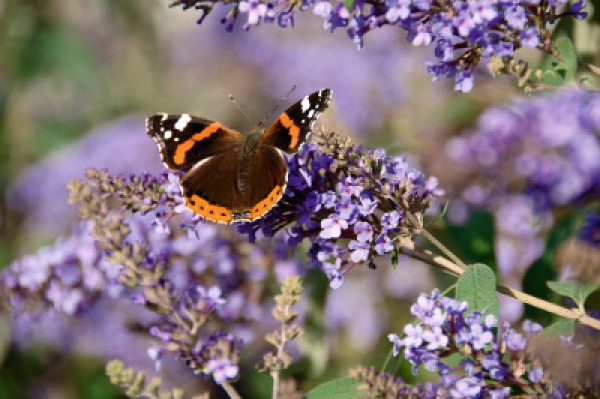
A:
[146,88,332,223]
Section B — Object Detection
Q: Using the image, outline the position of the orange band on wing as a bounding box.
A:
[278,113,301,149]
[185,185,284,223]
[185,194,234,223]
[173,122,224,166]
[250,184,284,219]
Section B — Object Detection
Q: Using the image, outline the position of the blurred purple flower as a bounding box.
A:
[206,358,239,383]
[1,221,122,315]
[444,89,600,318]
[447,89,600,212]
[579,210,600,248]
[231,26,409,133]
[8,116,160,237]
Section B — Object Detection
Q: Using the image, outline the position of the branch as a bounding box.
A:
[400,240,600,331]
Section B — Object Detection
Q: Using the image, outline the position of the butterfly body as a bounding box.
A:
[146,88,332,223]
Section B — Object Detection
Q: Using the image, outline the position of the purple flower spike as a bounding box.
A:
[172,0,587,91]
[234,134,440,288]
[389,290,558,396]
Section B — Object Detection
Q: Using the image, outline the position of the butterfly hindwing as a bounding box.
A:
[146,113,243,170]
[180,146,288,223]
[180,151,245,223]
[242,146,288,219]
[262,88,332,153]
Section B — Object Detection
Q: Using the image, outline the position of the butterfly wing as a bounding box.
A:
[261,88,332,153]
[179,151,245,223]
[241,145,288,220]
[146,113,243,170]
[181,146,288,223]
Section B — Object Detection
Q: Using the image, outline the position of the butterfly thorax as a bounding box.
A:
[236,131,264,194]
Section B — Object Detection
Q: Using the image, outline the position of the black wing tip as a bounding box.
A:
[146,113,169,137]
[317,88,332,99]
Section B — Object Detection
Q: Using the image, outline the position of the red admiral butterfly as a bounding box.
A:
[146,88,332,223]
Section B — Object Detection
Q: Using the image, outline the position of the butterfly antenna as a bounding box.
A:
[229,93,258,126]
[258,84,298,128]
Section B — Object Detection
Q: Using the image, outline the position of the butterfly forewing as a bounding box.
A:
[262,88,332,153]
[146,113,243,170]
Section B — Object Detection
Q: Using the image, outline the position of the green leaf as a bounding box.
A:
[390,247,399,269]
[343,0,354,11]
[542,69,565,86]
[382,350,403,375]
[539,318,576,338]
[306,378,362,399]
[554,36,578,82]
[455,263,499,319]
[547,281,600,309]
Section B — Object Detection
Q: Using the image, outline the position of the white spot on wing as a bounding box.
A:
[175,114,192,131]
[161,113,168,121]
[300,96,311,113]
[164,130,172,139]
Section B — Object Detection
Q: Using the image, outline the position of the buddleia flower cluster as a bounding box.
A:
[236,132,443,288]
[2,167,308,387]
[0,221,121,315]
[387,289,558,398]
[170,0,587,91]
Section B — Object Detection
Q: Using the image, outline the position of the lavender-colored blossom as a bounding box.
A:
[381,211,400,233]
[450,377,482,398]
[320,214,349,239]
[455,70,475,93]
[206,358,240,383]
[348,240,371,262]
[422,326,449,350]
[358,196,378,215]
[470,323,493,350]
[503,325,527,351]
[505,6,527,29]
[147,346,163,372]
[403,324,424,347]
[238,0,267,27]
[388,333,403,356]
[374,234,393,255]
[354,221,374,243]
[528,367,544,383]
